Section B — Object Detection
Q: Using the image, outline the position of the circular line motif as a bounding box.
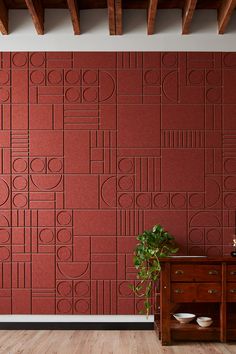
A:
[0,71,9,85]
[13,158,28,173]
[99,71,115,102]
[206,70,221,85]
[118,281,133,297]
[31,175,62,191]
[118,158,133,174]
[13,176,28,191]
[171,193,186,209]
[223,53,236,67]
[57,211,72,226]
[0,246,10,261]
[57,229,72,244]
[30,53,45,67]
[0,179,9,207]
[39,229,54,244]
[206,229,222,244]
[48,158,63,173]
[189,229,204,244]
[224,158,236,174]
[83,87,98,103]
[57,281,72,297]
[162,71,178,103]
[206,88,221,103]
[224,176,236,191]
[153,193,169,208]
[118,176,133,191]
[224,194,236,209]
[118,194,133,209]
[65,88,80,102]
[75,282,90,297]
[101,176,116,208]
[48,70,62,85]
[65,70,80,85]
[206,246,222,257]
[57,246,71,261]
[0,88,9,102]
[136,299,145,313]
[30,158,45,173]
[136,193,151,208]
[12,53,27,67]
[144,70,160,85]
[13,194,28,208]
[30,70,45,85]
[0,229,10,243]
[75,299,90,314]
[0,215,9,227]
[188,70,204,85]
[162,53,177,67]
[83,70,98,85]
[189,193,204,209]
[57,299,72,314]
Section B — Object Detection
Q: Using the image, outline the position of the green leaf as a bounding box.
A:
[130,222,178,317]
[144,301,151,309]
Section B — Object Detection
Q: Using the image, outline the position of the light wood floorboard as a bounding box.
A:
[0,330,235,354]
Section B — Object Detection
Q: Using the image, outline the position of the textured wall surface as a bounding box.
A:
[0,52,235,314]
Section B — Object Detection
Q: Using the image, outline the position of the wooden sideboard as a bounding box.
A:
[157,256,236,345]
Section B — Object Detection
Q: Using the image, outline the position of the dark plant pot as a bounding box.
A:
[231,250,236,257]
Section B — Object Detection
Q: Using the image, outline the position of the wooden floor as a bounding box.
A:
[0,330,235,354]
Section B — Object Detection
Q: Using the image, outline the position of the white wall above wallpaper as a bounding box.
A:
[0,9,236,51]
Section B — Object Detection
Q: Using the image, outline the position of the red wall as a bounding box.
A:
[0,52,235,315]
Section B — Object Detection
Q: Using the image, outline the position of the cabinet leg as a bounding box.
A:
[161,339,171,346]
[220,263,227,343]
[160,263,171,346]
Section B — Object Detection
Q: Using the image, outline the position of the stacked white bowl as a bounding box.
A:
[196,317,213,327]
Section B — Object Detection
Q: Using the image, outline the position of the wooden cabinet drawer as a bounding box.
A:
[196,283,222,302]
[171,283,196,302]
[171,264,221,282]
[171,283,222,303]
[227,283,236,302]
[227,266,236,281]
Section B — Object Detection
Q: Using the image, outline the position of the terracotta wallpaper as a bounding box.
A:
[0,52,235,314]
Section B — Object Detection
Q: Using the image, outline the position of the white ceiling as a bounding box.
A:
[0,9,236,51]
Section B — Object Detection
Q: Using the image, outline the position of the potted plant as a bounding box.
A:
[131,224,178,317]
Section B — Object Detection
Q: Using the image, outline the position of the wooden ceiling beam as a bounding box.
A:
[218,0,236,34]
[67,0,80,35]
[147,0,158,35]
[107,0,116,35]
[25,0,44,34]
[182,0,197,34]
[115,0,122,35]
[0,0,8,35]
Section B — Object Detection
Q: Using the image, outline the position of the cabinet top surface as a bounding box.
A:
[160,256,236,263]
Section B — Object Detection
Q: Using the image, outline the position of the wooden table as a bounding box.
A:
[157,256,236,345]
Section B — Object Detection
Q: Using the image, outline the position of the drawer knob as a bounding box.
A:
[230,271,236,275]
[208,289,218,294]
[174,289,184,294]
[175,270,184,275]
[208,270,218,275]
[230,289,236,294]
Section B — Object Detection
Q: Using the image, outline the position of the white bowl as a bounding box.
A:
[196,317,213,327]
[173,313,196,324]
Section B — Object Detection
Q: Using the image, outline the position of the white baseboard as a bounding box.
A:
[0,315,154,323]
